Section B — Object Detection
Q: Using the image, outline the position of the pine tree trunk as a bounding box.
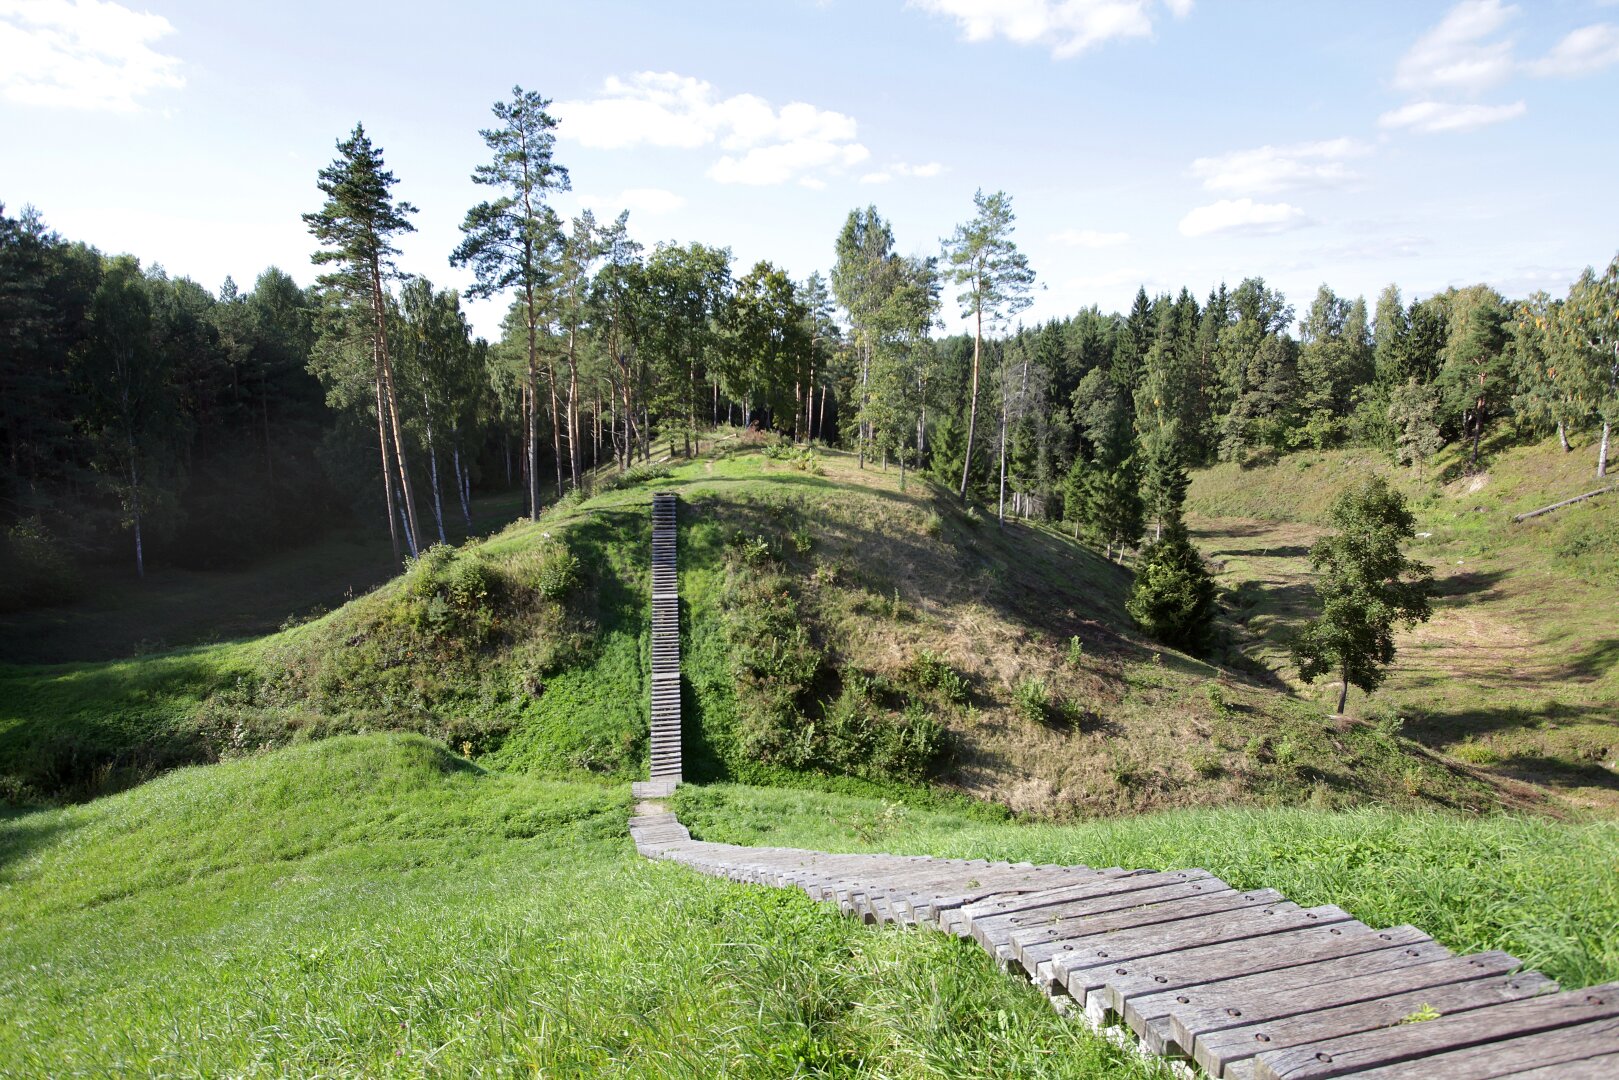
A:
[374,371,401,561]
[369,271,420,556]
[260,386,274,484]
[1337,663,1350,714]
[961,304,982,502]
[567,330,582,491]
[422,388,446,544]
[818,387,827,444]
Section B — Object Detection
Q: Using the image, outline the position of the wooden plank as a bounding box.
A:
[1008,887,1282,971]
[951,867,1211,939]
[1196,970,1556,1078]
[959,869,1215,940]
[1115,926,1441,1047]
[1252,981,1619,1080]
[1331,1018,1618,1078]
[1045,903,1348,995]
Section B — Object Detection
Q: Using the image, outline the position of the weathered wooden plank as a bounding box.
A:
[1009,887,1283,973]
[1196,970,1557,1078]
[1044,903,1346,995]
[952,868,1156,931]
[1251,981,1619,1080]
[1327,1018,1617,1078]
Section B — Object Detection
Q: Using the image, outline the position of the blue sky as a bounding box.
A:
[4,0,1618,339]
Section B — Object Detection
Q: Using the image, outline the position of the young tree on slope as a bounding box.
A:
[1292,476,1433,715]
[452,87,569,518]
[303,122,422,558]
[942,189,1034,503]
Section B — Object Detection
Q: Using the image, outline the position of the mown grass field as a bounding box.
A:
[1186,434,1619,814]
[1,735,1614,1076]
[0,735,1175,1079]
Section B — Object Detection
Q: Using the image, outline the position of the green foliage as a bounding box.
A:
[1126,520,1217,651]
[1012,676,1049,725]
[0,517,80,612]
[905,649,969,704]
[526,538,582,599]
[1292,476,1435,712]
[1065,635,1085,667]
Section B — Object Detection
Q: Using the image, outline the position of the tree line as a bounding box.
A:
[4,82,1616,611]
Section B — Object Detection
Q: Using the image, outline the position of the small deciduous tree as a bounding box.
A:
[1292,476,1434,714]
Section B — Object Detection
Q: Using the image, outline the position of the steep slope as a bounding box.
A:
[2,443,1513,815]
[1187,435,1619,813]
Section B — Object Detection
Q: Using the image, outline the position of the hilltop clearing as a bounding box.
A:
[1188,435,1619,813]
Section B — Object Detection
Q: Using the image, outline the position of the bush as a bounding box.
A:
[0,517,80,612]
[1013,677,1049,725]
[905,649,969,705]
[531,540,582,600]
[1126,521,1217,651]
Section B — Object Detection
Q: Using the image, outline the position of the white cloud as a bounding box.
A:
[858,160,945,184]
[0,0,184,111]
[576,187,686,217]
[1050,227,1130,248]
[555,71,868,186]
[1179,198,1308,238]
[908,0,1190,60]
[1526,24,1619,77]
[1190,137,1370,195]
[1378,99,1526,133]
[1394,0,1519,95]
[798,177,827,190]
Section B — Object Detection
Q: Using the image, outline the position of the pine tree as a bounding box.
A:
[942,189,1034,502]
[452,87,569,517]
[303,122,421,558]
[1127,518,1216,652]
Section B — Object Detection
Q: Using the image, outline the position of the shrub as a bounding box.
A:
[1013,677,1049,725]
[1065,635,1085,667]
[905,649,969,705]
[531,540,582,600]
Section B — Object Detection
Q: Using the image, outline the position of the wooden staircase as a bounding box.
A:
[635,492,681,799]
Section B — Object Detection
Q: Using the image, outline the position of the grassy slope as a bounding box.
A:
[672,783,1619,990]
[2,443,1511,816]
[1187,435,1619,813]
[0,735,1170,1078]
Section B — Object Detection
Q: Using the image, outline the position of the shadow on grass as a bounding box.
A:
[1210,545,1312,559]
[1401,701,1614,744]
[1560,638,1619,682]
[0,808,77,873]
[1495,754,1619,793]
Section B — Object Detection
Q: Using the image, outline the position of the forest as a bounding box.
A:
[3,87,1617,611]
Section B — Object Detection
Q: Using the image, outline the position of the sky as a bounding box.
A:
[4,0,1618,340]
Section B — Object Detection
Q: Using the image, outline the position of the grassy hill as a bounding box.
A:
[1,440,1512,816]
[1187,434,1619,813]
[0,735,1612,1075]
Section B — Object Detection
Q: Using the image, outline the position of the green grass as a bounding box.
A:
[0,735,1172,1078]
[1186,434,1619,813]
[2,442,1514,818]
[672,783,1619,990]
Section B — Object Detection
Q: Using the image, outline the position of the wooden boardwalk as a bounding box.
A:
[626,495,1617,1076]
[634,492,681,801]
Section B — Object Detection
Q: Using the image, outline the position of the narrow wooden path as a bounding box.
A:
[626,495,1617,1077]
